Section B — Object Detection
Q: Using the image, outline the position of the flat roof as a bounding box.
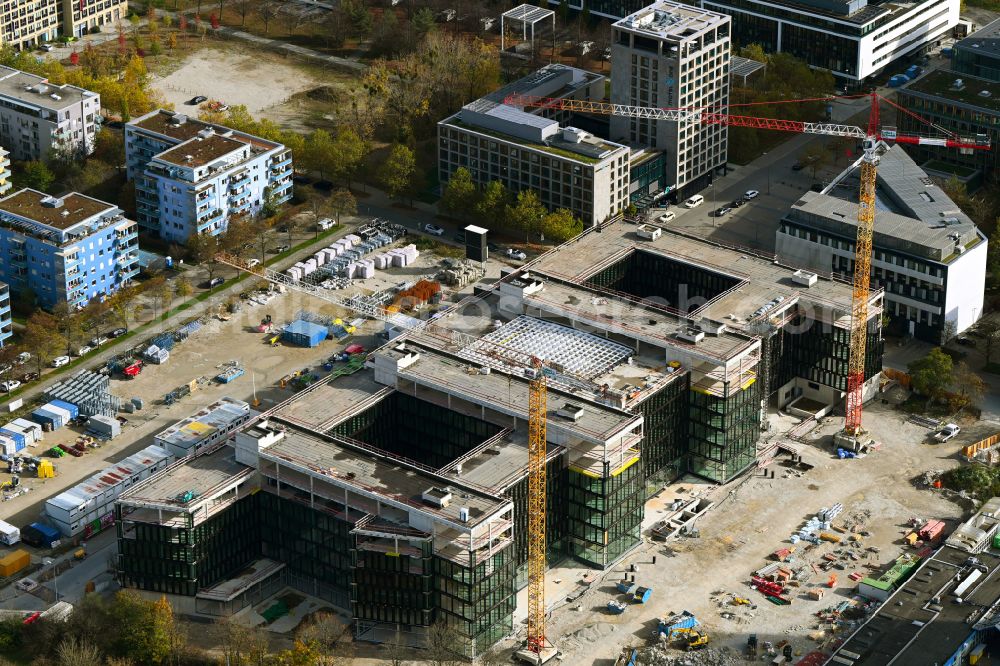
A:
[0,189,116,230]
[502,4,554,24]
[0,67,97,111]
[129,110,215,142]
[833,546,1000,666]
[904,69,1000,113]
[118,444,251,509]
[154,398,250,448]
[787,146,983,262]
[956,17,1000,59]
[271,371,387,431]
[259,425,508,528]
[731,56,765,78]
[156,133,247,168]
[529,223,857,327]
[614,0,729,39]
[47,445,171,511]
[380,342,642,444]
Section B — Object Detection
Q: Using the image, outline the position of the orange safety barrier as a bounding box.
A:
[963,433,1000,459]
[883,367,911,388]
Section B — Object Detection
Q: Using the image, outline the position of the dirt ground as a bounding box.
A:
[500,401,981,665]
[148,46,337,125]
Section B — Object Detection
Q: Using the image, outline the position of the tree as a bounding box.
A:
[941,319,958,346]
[21,160,55,191]
[234,0,253,27]
[51,302,86,355]
[94,128,125,171]
[105,284,142,330]
[379,144,416,201]
[988,231,1000,288]
[56,636,103,666]
[23,312,66,374]
[800,145,832,181]
[982,319,1000,365]
[540,207,582,243]
[174,276,193,300]
[255,1,279,35]
[219,617,269,666]
[506,190,546,242]
[412,8,437,38]
[343,1,373,41]
[147,276,173,318]
[185,232,220,282]
[329,189,357,225]
[951,361,987,411]
[425,620,464,666]
[332,127,366,188]
[168,32,178,51]
[476,180,508,228]
[440,167,478,218]
[303,129,336,181]
[110,591,174,665]
[908,347,954,405]
[296,612,352,662]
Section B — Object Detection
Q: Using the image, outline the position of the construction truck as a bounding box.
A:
[747,634,758,658]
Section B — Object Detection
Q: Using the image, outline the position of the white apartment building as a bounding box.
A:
[0,66,100,161]
[438,64,631,227]
[61,0,126,38]
[125,110,293,242]
[610,1,731,199]
[776,146,986,342]
[0,0,59,50]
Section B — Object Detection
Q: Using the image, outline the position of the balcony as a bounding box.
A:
[232,200,252,214]
[117,252,139,266]
[229,174,251,191]
[118,266,139,282]
[199,208,223,223]
[270,155,292,169]
[115,228,138,243]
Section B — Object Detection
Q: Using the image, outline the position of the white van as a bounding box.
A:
[683,195,704,208]
[657,211,676,223]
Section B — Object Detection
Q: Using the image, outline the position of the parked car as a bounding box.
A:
[744,190,760,200]
[108,327,127,338]
[934,423,961,442]
[956,336,977,347]
[208,277,225,288]
[0,380,20,392]
[0,364,11,375]
[714,206,732,217]
[246,258,261,268]
[75,345,92,357]
[51,356,70,368]
[15,352,30,365]
[273,244,290,254]
[730,199,744,208]
[657,211,676,223]
[423,223,445,236]
[39,44,53,52]
[20,373,38,383]
[506,248,527,261]
[792,162,805,171]
[188,95,207,105]
[90,336,108,347]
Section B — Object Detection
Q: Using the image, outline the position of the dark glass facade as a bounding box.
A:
[117,493,261,596]
[331,392,502,470]
[504,451,568,586]
[565,457,644,567]
[586,249,742,313]
[636,373,689,491]
[435,548,516,655]
[774,315,882,391]
[688,379,760,483]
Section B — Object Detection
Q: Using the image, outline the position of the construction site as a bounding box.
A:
[108,217,899,660]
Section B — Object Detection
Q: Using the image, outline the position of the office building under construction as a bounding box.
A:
[115,222,883,656]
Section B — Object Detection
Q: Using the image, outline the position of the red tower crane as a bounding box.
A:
[506,91,989,435]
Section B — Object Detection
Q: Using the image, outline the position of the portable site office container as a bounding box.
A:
[10,419,41,444]
[30,408,63,431]
[0,436,15,456]
[48,400,79,420]
[0,428,24,451]
[87,415,121,439]
[0,519,19,545]
[44,403,73,423]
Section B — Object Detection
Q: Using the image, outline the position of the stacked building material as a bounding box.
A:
[46,370,121,417]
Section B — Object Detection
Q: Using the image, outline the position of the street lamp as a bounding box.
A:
[42,557,59,601]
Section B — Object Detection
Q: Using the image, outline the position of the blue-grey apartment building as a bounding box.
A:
[0,189,139,309]
[124,110,293,243]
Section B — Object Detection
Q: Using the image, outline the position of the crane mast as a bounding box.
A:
[526,360,548,657]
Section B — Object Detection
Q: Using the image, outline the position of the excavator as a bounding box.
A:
[671,627,710,651]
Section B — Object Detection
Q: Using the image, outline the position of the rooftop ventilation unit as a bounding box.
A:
[169,114,188,126]
[980,90,992,97]
[562,127,586,143]
[792,269,818,287]
[40,196,62,208]
[696,318,727,335]
[421,486,453,508]
[676,327,705,344]
[635,224,662,241]
[557,403,585,421]
[953,79,965,90]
